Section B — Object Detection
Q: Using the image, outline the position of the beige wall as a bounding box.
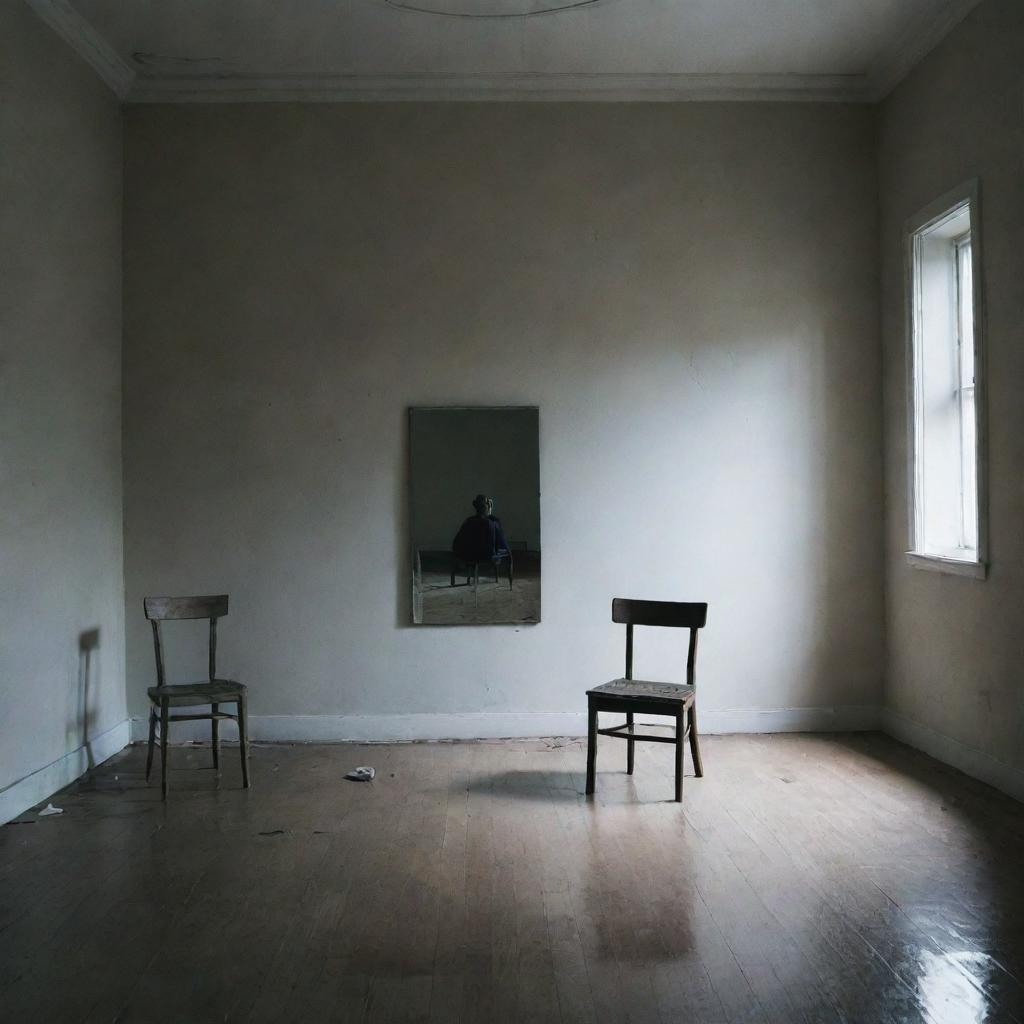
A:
[0,1,125,815]
[4,0,1018,802]
[122,102,883,737]
[879,0,1024,788]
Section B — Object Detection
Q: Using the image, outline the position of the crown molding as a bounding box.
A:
[25,0,135,99]
[25,0,982,106]
[867,0,984,100]
[126,71,872,104]
[383,0,608,16]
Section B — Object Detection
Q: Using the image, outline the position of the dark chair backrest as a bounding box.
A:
[611,598,708,687]
[144,595,229,687]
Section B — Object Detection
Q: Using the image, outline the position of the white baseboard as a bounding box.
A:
[881,709,1024,804]
[702,705,880,734]
[128,706,880,745]
[0,719,130,825]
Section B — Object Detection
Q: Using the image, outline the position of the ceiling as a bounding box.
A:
[27,0,982,103]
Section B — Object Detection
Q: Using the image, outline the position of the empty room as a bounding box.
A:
[2,0,1023,1021]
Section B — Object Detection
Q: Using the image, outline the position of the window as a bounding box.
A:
[906,184,986,577]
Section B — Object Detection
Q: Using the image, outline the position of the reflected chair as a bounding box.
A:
[450,551,513,591]
[586,598,707,802]
[143,595,250,800]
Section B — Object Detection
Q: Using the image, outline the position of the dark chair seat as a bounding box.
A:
[588,679,695,705]
[147,680,246,706]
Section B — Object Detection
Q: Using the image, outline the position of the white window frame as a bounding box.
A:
[904,180,988,579]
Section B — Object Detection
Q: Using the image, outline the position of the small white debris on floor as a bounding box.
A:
[38,803,63,816]
[345,766,375,782]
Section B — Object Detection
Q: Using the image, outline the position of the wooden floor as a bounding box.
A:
[417,570,541,624]
[3,734,1024,1024]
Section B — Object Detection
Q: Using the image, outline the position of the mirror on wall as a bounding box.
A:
[410,406,540,625]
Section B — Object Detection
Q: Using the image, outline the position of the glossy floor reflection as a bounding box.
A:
[2,734,1023,1023]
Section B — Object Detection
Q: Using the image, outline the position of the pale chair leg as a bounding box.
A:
[689,703,704,778]
[159,701,170,801]
[626,711,635,775]
[145,708,157,782]
[674,707,684,802]
[211,702,220,771]
[238,694,251,789]
[585,702,597,795]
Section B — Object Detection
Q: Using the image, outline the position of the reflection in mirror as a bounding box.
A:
[410,407,540,625]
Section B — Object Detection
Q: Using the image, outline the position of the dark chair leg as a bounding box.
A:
[450,561,456,587]
[145,708,157,782]
[585,701,597,795]
[159,701,170,801]
[238,694,251,789]
[507,555,513,590]
[689,703,704,778]
[626,711,635,775]
[674,706,684,802]
[211,703,220,771]
[494,561,499,583]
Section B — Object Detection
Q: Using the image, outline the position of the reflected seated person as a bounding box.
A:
[451,494,513,589]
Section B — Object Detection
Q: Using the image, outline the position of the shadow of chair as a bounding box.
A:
[77,628,101,770]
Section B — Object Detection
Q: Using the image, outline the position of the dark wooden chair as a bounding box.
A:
[586,598,707,802]
[144,595,250,800]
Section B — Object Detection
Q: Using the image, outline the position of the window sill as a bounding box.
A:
[905,551,987,579]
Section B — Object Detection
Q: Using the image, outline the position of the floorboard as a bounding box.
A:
[1,734,1022,1023]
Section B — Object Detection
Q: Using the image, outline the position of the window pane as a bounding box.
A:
[957,239,975,389]
[960,386,978,551]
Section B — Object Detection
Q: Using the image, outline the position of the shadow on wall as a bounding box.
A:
[76,628,101,769]
[813,313,883,710]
